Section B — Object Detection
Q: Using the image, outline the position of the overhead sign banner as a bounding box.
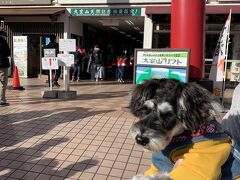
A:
[134,49,190,84]
[42,58,59,70]
[59,39,76,52]
[70,8,141,16]
[13,36,28,78]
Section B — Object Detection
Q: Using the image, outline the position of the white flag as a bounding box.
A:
[209,12,231,97]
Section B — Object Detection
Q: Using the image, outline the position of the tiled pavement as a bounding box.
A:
[0,78,234,180]
[0,78,152,180]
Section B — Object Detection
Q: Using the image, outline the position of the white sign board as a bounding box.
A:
[13,36,28,78]
[44,49,56,57]
[57,54,74,67]
[42,57,59,70]
[136,51,188,67]
[59,39,76,52]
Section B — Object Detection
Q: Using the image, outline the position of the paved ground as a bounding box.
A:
[0,77,234,180]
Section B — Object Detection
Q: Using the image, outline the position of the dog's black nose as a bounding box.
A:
[135,135,149,146]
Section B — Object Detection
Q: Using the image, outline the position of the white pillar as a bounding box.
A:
[143,14,153,49]
[58,11,70,39]
[64,16,70,39]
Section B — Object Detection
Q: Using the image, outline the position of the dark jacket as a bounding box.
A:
[73,51,84,65]
[91,50,102,65]
[0,36,10,68]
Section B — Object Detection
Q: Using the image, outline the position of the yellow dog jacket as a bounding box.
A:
[144,121,240,180]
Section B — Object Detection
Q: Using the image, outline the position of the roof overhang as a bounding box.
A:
[0,7,66,16]
[146,4,240,14]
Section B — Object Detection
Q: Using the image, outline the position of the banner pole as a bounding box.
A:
[222,9,232,105]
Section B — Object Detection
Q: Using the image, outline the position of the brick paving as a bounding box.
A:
[0,78,234,180]
[0,78,152,180]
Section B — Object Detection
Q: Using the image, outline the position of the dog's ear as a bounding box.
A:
[177,82,222,130]
[130,79,160,117]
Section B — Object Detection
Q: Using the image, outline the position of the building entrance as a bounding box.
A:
[70,14,144,81]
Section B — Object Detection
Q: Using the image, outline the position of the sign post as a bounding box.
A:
[41,40,76,99]
[57,53,74,91]
[59,39,76,91]
[134,49,190,84]
[57,39,77,99]
[43,49,57,91]
[41,56,58,90]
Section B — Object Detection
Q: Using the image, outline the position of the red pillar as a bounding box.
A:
[171,0,205,80]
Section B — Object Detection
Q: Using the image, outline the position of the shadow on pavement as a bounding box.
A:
[0,138,99,179]
[0,107,114,148]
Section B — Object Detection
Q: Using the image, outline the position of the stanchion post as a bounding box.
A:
[49,68,53,91]
[64,66,70,92]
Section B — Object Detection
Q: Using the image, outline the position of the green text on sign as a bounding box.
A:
[70,8,141,16]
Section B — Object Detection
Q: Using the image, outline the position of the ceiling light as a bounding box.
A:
[139,31,144,34]
[99,19,119,26]
[125,20,134,26]
[119,31,126,34]
[110,27,119,30]
[126,34,132,37]
[133,26,141,31]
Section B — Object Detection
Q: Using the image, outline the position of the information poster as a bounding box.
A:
[13,36,28,77]
[42,57,59,70]
[57,54,74,67]
[134,49,190,84]
[44,49,56,58]
[59,39,76,52]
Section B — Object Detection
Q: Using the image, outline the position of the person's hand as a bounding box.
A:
[173,158,184,169]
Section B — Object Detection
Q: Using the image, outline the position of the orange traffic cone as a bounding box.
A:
[10,66,24,90]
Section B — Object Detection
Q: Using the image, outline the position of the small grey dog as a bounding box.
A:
[130,79,240,180]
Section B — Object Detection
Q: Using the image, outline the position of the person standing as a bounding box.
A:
[0,28,10,106]
[117,55,127,83]
[91,45,103,82]
[45,35,61,87]
[72,47,85,82]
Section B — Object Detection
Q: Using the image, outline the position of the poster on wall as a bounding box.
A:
[13,36,28,78]
[134,49,190,84]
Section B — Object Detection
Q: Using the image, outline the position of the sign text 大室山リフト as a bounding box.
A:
[70,8,141,16]
[136,51,188,67]
[134,49,190,84]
